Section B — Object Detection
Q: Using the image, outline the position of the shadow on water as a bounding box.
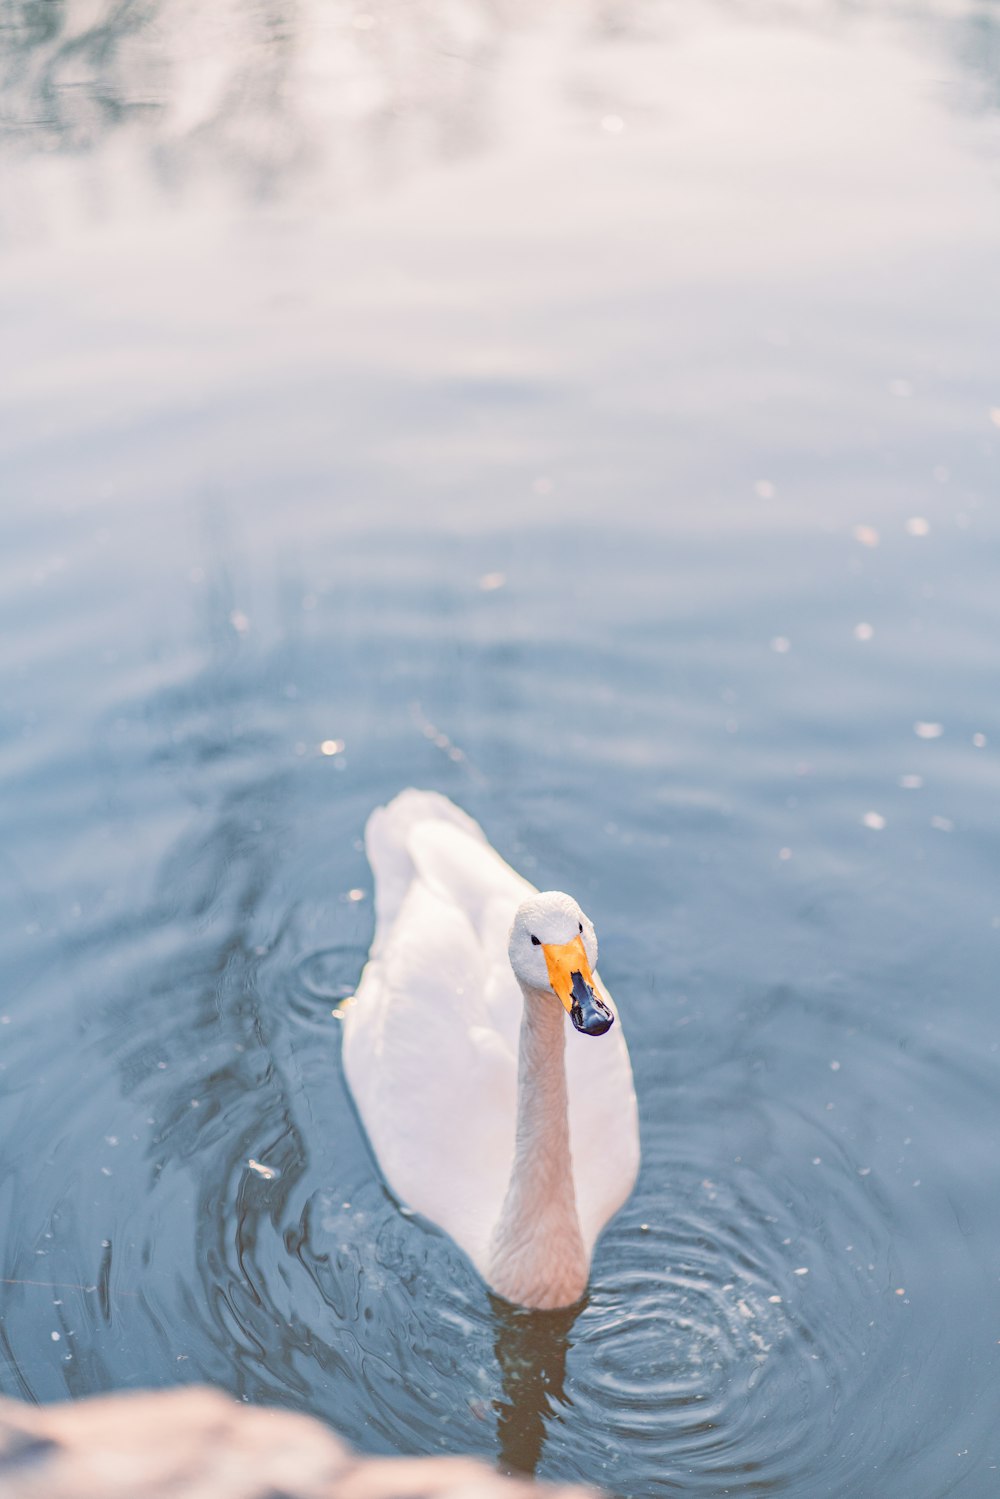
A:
[490,1295,580,1478]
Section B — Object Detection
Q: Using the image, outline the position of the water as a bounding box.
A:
[2,1,1000,1493]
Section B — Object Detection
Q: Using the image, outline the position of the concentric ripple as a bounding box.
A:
[289,944,368,1023]
[524,1115,892,1497]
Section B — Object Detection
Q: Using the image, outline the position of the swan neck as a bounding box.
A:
[486,983,587,1309]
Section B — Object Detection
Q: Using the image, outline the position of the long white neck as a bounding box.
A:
[486,985,588,1309]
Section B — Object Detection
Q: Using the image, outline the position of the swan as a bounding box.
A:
[341,789,640,1309]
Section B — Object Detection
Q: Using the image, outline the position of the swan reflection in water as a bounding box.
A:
[490,1295,580,1478]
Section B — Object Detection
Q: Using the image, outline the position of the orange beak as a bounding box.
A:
[542,936,594,1012]
[541,936,614,1036]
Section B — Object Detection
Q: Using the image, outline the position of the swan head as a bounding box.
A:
[508,892,614,1037]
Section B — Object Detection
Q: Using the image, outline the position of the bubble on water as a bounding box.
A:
[973,733,987,748]
[853,525,879,548]
[862,811,886,830]
[905,517,930,537]
[755,479,776,499]
[899,774,923,789]
[930,816,954,832]
[478,572,506,592]
[914,722,944,739]
[228,609,250,635]
[854,622,874,641]
[770,636,791,653]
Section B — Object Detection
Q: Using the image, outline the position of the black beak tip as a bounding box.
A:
[579,1009,614,1037]
[568,971,615,1036]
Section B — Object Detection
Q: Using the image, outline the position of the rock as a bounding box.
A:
[0,1387,595,1499]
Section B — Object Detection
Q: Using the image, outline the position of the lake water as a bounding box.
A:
[2,1,1000,1493]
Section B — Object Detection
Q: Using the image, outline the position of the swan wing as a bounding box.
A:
[364,789,489,959]
[344,796,531,1271]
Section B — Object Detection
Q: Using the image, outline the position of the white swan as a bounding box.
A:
[341,790,640,1309]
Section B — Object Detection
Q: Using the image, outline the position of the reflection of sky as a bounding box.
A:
[4,1,1000,564]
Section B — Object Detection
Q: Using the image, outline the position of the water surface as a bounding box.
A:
[3,2,1000,1494]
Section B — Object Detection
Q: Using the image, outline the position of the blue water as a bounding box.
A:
[3,2,1000,1494]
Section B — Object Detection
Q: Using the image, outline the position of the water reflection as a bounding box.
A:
[2,0,516,197]
[491,1297,579,1477]
[4,0,1000,226]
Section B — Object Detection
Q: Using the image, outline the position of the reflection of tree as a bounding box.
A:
[953,6,1000,118]
[2,0,159,150]
[0,0,517,190]
[3,0,999,209]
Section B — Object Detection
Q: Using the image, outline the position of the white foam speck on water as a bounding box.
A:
[247,1159,277,1181]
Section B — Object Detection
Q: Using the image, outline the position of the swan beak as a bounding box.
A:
[542,937,614,1037]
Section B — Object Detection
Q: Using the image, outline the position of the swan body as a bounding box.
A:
[341,790,640,1308]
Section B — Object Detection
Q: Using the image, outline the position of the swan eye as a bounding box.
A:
[578,922,583,933]
[530,934,540,946]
